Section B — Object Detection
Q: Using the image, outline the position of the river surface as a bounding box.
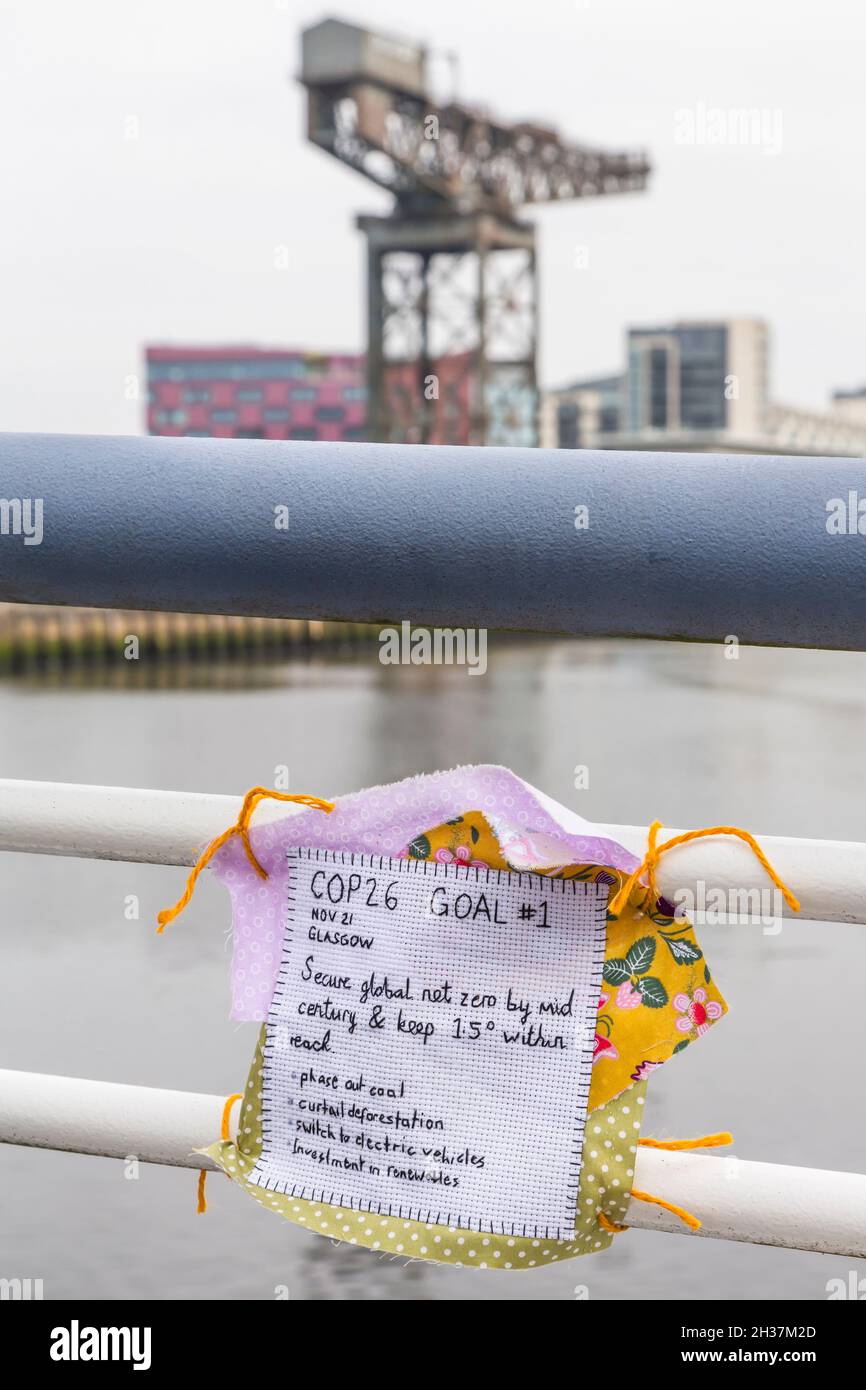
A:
[1,637,865,1301]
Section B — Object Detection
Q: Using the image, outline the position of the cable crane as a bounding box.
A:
[299,18,650,446]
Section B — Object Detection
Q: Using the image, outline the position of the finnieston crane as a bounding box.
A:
[299,18,650,447]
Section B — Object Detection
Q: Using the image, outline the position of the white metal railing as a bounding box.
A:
[1,1067,864,1255]
[1,777,865,1258]
[1,778,865,923]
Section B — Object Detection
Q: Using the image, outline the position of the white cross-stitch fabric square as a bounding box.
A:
[246,848,608,1239]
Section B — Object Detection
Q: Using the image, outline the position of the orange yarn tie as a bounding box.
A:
[197,1092,244,1214]
[639,1131,733,1152]
[221,1092,244,1141]
[629,1189,703,1232]
[608,821,800,919]
[599,1130,732,1236]
[157,788,335,933]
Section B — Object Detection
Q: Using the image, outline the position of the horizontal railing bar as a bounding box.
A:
[1,433,866,648]
[1,1068,863,1256]
[0,1069,228,1171]
[0,778,864,924]
[0,779,279,867]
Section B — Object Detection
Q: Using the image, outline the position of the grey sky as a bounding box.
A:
[1,0,864,435]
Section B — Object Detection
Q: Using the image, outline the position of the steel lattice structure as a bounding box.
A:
[300,19,651,445]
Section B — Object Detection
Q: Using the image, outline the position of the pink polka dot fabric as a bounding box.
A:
[210,764,639,1020]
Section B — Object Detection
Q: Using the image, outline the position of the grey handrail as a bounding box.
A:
[1,432,865,649]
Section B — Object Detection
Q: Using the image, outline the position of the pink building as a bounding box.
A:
[146,346,366,442]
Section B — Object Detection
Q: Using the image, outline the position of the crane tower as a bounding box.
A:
[299,18,650,446]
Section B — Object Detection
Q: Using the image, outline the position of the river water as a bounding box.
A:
[1,637,864,1301]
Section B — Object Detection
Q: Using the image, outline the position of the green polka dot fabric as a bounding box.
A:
[200,1028,647,1269]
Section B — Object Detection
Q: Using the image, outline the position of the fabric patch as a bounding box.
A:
[202,783,727,1264]
[593,905,726,1102]
[202,1027,647,1268]
[245,848,607,1239]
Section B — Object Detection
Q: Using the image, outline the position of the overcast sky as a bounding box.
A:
[1,0,864,435]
